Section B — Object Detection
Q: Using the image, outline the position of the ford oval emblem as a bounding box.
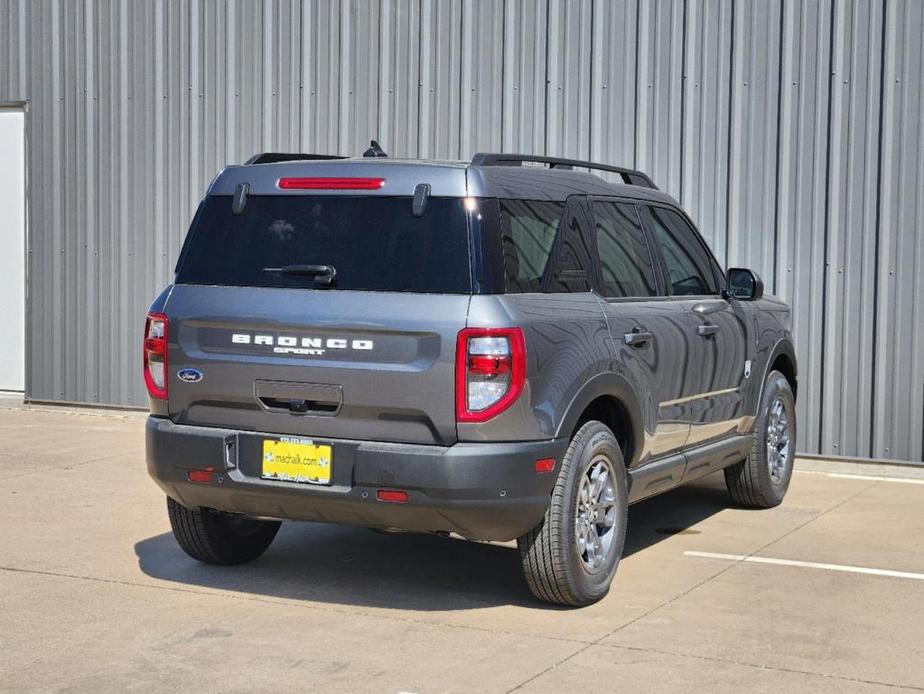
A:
[177,368,204,384]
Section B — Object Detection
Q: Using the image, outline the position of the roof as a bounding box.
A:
[206,156,678,206]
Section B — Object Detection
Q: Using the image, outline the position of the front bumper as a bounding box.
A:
[146,417,568,541]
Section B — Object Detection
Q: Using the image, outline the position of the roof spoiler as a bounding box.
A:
[244,153,347,165]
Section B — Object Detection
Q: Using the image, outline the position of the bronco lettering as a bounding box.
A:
[230,333,374,355]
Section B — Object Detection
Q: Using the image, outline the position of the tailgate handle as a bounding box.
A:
[255,381,342,416]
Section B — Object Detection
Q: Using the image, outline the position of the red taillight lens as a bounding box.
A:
[143,312,168,400]
[455,328,526,423]
[277,177,386,190]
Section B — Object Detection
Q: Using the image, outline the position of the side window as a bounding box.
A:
[592,201,658,298]
[498,198,594,293]
[642,206,718,296]
[546,197,595,293]
[499,200,563,293]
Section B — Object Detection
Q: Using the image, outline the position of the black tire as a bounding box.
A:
[725,370,797,508]
[517,420,628,607]
[167,496,281,565]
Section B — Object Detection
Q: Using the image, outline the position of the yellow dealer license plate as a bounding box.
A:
[261,438,332,485]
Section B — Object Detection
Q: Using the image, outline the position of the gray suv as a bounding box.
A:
[145,149,797,606]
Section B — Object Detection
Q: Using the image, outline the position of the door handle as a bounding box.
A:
[624,330,654,347]
[697,323,720,338]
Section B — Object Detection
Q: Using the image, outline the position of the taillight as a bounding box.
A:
[455,327,526,423]
[277,177,386,190]
[143,312,168,400]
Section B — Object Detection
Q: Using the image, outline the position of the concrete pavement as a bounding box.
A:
[1,407,922,692]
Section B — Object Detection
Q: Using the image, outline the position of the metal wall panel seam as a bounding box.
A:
[262,0,272,150]
[117,0,129,404]
[913,4,924,461]
[501,0,514,151]
[379,0,393,153]
[459,0,474,157]
[816,0,839,454]
[24,0,40,401]
[821,0,848,456]
[634,0,652,177]
[287,0,302,150]
[338,0,350,155]
[897,0,924,461]
[867,0,888,460]
[50,0,62,401]
[679,0,695,214]
[872,0,900,460]
[542,0,551,157]
[298,0,309,152]
[1,2,8,95]
[84,0,97,402]
[447,0,464,159]
[18,0,27,97]
[807,0,834,457]
[416,0,429,157]
[769,0,785,295]
[721,0,735,270]
[576,0,594,160]
[847,0,881,457]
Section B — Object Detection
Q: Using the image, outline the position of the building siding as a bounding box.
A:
[0,0,921,461]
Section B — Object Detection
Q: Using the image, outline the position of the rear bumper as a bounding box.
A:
[145,417,567,541]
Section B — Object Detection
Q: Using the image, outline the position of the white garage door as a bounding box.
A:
[0,109,25,393]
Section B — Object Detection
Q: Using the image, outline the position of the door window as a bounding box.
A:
[592,201,658,298]
[641,206,718,296]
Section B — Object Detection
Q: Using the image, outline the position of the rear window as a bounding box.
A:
[175,195,472,293]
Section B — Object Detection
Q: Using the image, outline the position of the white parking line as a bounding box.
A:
[684,551,924,582]
[795,470,924,485]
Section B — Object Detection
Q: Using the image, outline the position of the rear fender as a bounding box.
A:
[555,372,646,468]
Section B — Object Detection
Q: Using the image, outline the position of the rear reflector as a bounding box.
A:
[376,489,408,503]
[278,177,386,190]
[187,469,213,484]
[535,458,556,473]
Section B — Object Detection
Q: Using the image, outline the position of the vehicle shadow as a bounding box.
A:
[135,473,731,611]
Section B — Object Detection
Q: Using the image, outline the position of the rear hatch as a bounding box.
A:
[165,191,473,445]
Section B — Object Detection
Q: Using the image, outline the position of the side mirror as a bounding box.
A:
[725,268,764,301]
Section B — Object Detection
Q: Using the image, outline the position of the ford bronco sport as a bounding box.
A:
[145,148,797,606]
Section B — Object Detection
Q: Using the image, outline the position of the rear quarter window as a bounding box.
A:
[498,200,563,293]
[176,195,473,293]
[497,198,595,294]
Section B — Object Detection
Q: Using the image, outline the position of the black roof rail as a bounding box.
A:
[470,152,658,190]
[244,152,348,165]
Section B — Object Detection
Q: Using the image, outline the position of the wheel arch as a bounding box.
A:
[555,373,645,468]
[759,338,798,407]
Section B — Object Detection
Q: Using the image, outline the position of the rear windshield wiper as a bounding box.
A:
[263,264,337,286]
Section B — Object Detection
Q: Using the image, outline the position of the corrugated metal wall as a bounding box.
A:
[1,0,922,462]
